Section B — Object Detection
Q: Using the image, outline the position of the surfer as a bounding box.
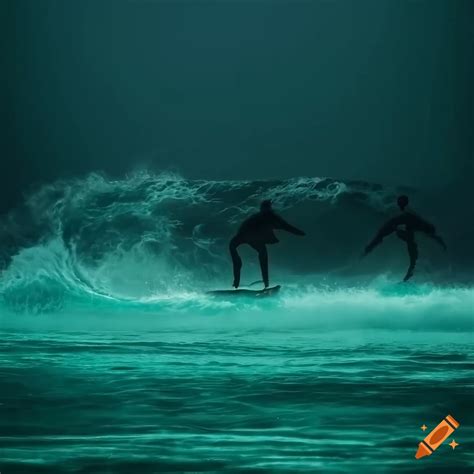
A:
[362,195,447,281]
[229,200,305,289]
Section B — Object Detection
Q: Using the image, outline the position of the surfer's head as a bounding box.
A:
[260,200,273,212]
[397,195,409,211]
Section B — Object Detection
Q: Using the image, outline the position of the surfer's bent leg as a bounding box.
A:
[251,243,269,288]
[397,229,418,281]
[229,237,242,288]
[403,239,418,282]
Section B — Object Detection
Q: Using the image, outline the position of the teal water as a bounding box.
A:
[1,287,473,473]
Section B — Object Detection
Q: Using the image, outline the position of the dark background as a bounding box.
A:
[2,0,473,215]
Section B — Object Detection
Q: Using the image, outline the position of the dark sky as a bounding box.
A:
[3,0,473,213]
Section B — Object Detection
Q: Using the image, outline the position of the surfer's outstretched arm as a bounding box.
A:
[229,237,242,288]
[363,217,400,256]
[274,215,305,236]
[412,214,447,251]
[427,232,448,251]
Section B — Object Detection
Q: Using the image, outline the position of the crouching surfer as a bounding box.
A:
[362,195,447,281]
[229,200,305,289]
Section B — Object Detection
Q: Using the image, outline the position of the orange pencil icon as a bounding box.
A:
[415,414,460,459]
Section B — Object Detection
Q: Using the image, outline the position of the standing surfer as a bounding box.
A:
[229,200,305,289]
[362,195,447,281]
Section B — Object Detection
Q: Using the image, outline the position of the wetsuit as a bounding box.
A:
[229,210,305,288]
[364,209,447,281]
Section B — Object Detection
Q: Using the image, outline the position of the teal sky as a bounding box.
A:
[2,0,473,212]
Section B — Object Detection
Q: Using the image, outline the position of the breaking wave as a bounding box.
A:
[0,171,472,326]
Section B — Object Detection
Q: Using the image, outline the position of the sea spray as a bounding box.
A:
[0,171,469,315]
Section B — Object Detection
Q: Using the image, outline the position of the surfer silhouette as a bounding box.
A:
[362,195,447,281]
[229,200,305,289]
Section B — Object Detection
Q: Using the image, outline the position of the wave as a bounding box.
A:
[0,171,472,316]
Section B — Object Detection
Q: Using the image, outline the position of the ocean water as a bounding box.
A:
[0,173,473,473]
[1,284,473,473]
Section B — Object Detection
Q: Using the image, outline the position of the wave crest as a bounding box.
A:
[0,171,468,313]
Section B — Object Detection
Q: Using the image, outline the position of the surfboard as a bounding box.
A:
[207,285,281,298]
